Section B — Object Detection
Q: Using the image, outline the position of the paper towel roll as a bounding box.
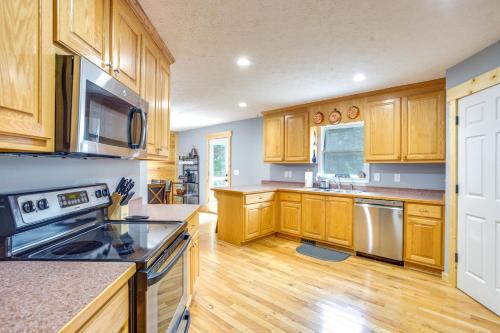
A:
[304,171,314,188]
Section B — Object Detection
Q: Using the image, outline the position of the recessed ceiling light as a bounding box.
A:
[238,102,247,108]
[236,57,251,67]
[353,73,366,82]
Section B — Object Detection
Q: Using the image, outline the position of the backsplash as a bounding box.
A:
[269,163,445,190]
[0,156,148,200]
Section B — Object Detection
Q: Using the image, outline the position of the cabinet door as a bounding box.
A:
[280,202,301,235]
[141,36,161,155]
[301,195,325,240]
[157,60,171,158]
[325,197,353,247]
[365,98,401,161]
[0,0,54,152]
[284,111,309,162]
[55,0,110,70]
[260,202,275,235]
[244,204,261,240]
[403,91,445,161]
[263,115,284,162]
[405,216,442,268]
[111,0,142,93]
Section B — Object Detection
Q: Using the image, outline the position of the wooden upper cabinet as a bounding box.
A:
[325,197,353,248]
[111,0,142,93]
[301,195,325,240]
[55,0,110,70]
[365,98,401,161]
[284,111,309,162]
[157,60,171,158]
[403,91,445,161]
[0,0,54,152]
[263,115,284,162]
[280,201,301,235]
[141,36,161,155]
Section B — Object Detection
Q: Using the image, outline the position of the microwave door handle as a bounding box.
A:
[147,233,191,286]
[139,108,147,148]
[128,107,143,149]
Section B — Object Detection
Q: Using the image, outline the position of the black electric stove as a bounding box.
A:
[0,184,191,333]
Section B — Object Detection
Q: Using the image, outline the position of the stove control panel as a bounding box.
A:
[14,184,110,228]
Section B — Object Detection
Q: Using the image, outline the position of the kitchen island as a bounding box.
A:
[214,183,445,274]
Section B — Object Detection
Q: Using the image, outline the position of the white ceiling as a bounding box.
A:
[139,0,500,131]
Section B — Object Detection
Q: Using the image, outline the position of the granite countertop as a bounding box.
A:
[213,184,445,205]
[129,204,200,221]
[0,261,135,333]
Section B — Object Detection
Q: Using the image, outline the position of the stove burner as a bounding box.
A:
[51,241,103,255]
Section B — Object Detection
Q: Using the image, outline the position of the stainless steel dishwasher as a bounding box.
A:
[354,198,404,264]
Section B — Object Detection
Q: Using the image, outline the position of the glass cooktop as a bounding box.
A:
[24,222,185,262]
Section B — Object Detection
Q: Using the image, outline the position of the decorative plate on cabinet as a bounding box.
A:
[329,109,342,125]
[312,112,324,124]
[347,106,360,119]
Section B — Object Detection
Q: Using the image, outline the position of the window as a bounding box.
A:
[318,121,369,182]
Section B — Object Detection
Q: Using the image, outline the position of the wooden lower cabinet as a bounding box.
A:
[280,201,301,235]
[325,197,353,248]
[301,195,325,240]
[260,202,275,235]
[187,212,200,306]
[244,202,275,240]
[188,230,200,303]
[404,203,443,269]
[77,284,129,333]
[244,204,261,240]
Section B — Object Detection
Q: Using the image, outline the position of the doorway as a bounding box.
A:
[206,131,231,213]
[456,83,500,315]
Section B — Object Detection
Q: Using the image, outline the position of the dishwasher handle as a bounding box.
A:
[354,198,403,207]
[354,203,403,211]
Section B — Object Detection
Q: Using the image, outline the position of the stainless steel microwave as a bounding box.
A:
[55,55,148,159]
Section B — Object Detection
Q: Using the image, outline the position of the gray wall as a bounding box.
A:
[177,117,446,204]
[446,40,500,89]
[177,117,271,204]
[0,156,147,200]
[444,39,500,272]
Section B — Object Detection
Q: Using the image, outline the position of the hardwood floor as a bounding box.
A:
[189,214,500,333]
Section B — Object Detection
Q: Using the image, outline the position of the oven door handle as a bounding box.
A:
[176,309,191,333]
[147,233,191,286]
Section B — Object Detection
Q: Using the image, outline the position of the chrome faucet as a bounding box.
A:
[333,175,342,190]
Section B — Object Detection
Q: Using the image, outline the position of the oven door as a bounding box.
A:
[72,56,148,158]
[143,232,191,333]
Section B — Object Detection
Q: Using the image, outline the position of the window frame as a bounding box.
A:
[317,121,370,184]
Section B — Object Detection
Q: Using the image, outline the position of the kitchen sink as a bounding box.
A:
[312,188,364,194]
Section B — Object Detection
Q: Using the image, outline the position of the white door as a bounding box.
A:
[207,137,230,213]
[457,83,500,315]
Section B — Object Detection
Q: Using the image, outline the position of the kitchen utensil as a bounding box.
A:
[120,191,135,206]
[319,179,330,189]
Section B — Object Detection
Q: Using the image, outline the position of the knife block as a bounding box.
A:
[107,193,129,220]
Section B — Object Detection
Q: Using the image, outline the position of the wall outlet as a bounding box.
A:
[284,170,292,178]
[374,173,381,182]
[394,173,401,182]
[288,171,292,178]
[233,170,239,176]
[284,171,288,178]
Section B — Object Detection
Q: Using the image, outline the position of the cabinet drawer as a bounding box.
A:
[245,192,275,204]
[407,203,441,219]
[279,192,301,202]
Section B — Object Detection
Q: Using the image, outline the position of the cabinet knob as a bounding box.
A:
[113,68,121,74]
[104,62,113,68]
